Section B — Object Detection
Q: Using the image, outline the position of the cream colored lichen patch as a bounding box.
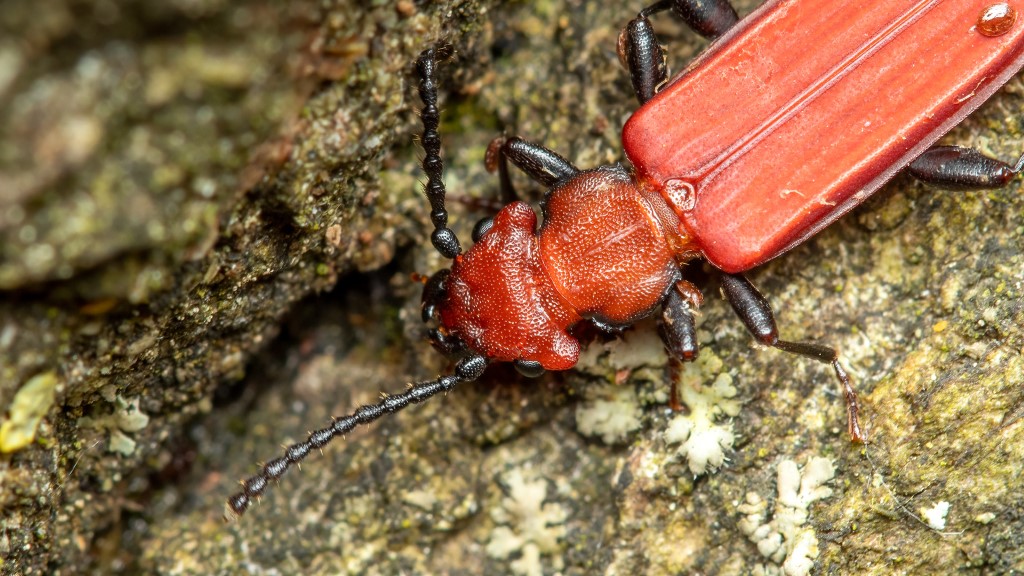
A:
[77,395,150,456]
[921,501,951,531]
[664,356,741,475]
[575,320,668,375]
[486,468,568,576]
[575,382,643,444]
[0,371,59,452]
[737,457,836,576]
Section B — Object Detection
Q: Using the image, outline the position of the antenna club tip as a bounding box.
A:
[224,493,249,522]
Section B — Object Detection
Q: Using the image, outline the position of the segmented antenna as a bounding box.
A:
[225,44,481,520]
[417,43,462,259]
[226,354,487,519]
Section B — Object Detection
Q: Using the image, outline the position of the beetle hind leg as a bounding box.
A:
[719,273,865,443]
[908,145,1024,190]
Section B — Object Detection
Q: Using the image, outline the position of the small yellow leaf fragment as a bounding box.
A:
[1,371,59,452]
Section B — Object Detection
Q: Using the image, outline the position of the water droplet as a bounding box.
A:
[978,3,1016,37]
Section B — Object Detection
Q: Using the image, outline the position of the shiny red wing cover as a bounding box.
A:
[622,0,1024,272]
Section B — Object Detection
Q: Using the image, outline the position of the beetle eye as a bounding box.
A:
[472,217,494,243]
[514,359,545,378]
[421,269,450,323]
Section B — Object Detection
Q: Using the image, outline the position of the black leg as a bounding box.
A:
[619,0,740,105]
[719,273,864,442]
[663,0,740,40]
[417,44,461,259]
[486,135,581,193]
[659,280,702,363]
[659,280,703,411]
[471,136,581,242]
[908,145,1024,190]
[619,13,667,105]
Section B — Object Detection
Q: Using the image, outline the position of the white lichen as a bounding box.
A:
[575,382,643,444]
[77,395,150,456]
[737,457,836,576]
[921,501,951,531]
[664,355,741,475]
[575,322,668,376]
[486,468,568,576]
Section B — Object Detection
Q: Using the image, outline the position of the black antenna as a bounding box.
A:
[226,354,486,519]
[417,43,462,260]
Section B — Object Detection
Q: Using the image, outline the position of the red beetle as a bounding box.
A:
[228,0,1024,516]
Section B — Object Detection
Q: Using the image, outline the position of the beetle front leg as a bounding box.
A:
[719,273,865,443]
[908,145,1024,190]
[470,136,582,243]
[619,0,739,105]
[486,135,581,192]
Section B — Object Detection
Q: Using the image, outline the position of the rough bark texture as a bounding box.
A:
[2,0,1023,574]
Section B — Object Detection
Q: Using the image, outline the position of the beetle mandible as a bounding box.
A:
[227,0,1024,517]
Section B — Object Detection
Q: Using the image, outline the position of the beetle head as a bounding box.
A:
[420,201,581,371]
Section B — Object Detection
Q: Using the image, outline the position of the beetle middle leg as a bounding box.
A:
[908,145,1024,190]
[659,279,704,410]
[619,0,740,105]
[719,273,865,442]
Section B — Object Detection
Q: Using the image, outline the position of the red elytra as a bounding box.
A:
[623,0,1024,273]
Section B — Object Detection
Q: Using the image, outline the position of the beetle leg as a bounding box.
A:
[619,12,667,105]
[417,44,462,259]
[659,280,702,364]
[638,0,739,41]
[470,136,581,243]
[659,280,702,411]
[619,0,739,105]
[485,136,520,205]
[908,145,1024,190]
[486,135,581,192]
[661,0,740,40]
[719,273,865,443]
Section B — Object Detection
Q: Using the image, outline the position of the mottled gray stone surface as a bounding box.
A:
[2,1,1023,574]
